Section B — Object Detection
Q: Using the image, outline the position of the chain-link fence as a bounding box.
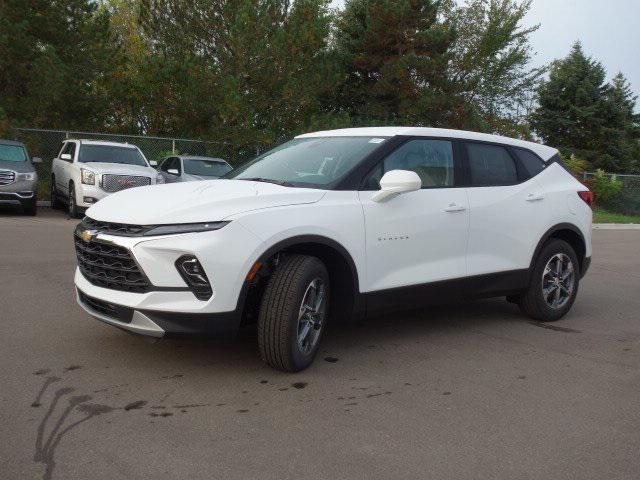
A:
[582,172,640,215]
[11,127,262,199]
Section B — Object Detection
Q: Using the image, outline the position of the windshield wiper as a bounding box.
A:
[239,177,295,187]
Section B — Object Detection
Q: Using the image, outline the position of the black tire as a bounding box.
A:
[23,199,37,216]
[68,183,80,218]
[518,239,580,322]
[258,254,330,372]
[50,177,62,210]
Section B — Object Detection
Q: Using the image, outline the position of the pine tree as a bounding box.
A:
[334,0,458,126]
[532,43,639,172]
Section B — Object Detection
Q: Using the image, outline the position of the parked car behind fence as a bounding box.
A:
[158,156,233,183]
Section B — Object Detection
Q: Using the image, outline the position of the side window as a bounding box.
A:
[513,148,545,180]
[175,158,182,174]
[67,142,76,161]
[59,142,76,161]
[160,158,173,172]
[363,139,455,189]
[466,143,517,186]
[57,142,67,157]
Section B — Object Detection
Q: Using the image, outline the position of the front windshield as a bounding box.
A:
[0,144,27,162]
[224,137,387,187]
[184,159,232,176]
[79,145,148,166]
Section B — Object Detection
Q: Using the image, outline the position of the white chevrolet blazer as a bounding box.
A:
[74,127,592,371]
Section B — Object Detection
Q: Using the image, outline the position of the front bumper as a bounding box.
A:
[76,184,112,208]
[73,220,265,337]
[76,288,242,338]
[0,177,37,207]
[0,190,36,207]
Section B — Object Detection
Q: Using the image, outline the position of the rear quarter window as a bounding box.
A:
[513,148,545,180]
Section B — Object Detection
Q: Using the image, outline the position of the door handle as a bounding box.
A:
[444,203,466,213]
[526,193,545,202]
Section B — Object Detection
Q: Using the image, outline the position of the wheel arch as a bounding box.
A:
[248,235,364,322]
[530,223,587,277]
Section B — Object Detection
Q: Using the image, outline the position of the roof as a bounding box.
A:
[0,139,26,147]
[296,127,558,161]
[68,139,138,149]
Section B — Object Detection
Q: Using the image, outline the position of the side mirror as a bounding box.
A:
[60,153,72,161]
[167,168,179,175]
[149,160,158,167]
[31,157,42,164]
[371,170,422,203]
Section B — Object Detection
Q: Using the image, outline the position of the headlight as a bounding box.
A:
[81,168,95,185]
[17,172,36,181]
[155,173,165,184]
[143,221,230,236]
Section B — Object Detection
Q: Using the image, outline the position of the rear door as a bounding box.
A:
[358,138,469,297]
[464,142,548,286]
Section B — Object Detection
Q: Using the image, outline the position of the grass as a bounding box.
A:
[593,208,640,224]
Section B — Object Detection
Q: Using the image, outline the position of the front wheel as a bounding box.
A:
[68,183,80,218]
[518,239,580,322]
[258,254,330,372]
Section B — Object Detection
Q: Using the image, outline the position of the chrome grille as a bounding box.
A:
[0,170,16,186]
[101,174,150,193]
[74,235,151,293]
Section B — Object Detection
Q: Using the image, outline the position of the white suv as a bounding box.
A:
[51,139,164,217]
[73,128,592,372]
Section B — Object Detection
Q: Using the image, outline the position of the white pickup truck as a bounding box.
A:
[51,139,164,217]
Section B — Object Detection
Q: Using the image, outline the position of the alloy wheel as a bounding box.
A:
[541,253,575,309]
[297,278,326,354]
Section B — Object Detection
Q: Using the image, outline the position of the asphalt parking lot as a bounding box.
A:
[1,208,639,480]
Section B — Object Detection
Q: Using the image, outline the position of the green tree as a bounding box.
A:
[139,0,341,148]
[333,0,459,126]
[0,0,119,130]
[445,0,543,136]
[531,42,639,173]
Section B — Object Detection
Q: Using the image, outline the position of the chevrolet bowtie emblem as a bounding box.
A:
[80,229,97,242]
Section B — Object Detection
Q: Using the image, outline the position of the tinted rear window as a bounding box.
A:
[513,148,545,179]
[466,143,517,186]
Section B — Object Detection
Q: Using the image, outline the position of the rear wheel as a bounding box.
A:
[68,183,80,218]
[518,239,580,322]
[258,254,329,372]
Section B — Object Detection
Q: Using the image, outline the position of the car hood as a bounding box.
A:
[79,162,155,177]
[0,160,35,173]
[86,179,327,224]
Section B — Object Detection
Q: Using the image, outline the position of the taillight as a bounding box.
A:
[578,191,594,207]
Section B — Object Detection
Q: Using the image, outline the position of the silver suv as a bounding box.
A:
[0,139,41,215]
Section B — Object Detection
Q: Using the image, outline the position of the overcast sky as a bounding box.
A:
[329,0,640,99]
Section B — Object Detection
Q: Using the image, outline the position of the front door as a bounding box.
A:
[358,139,469,298]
